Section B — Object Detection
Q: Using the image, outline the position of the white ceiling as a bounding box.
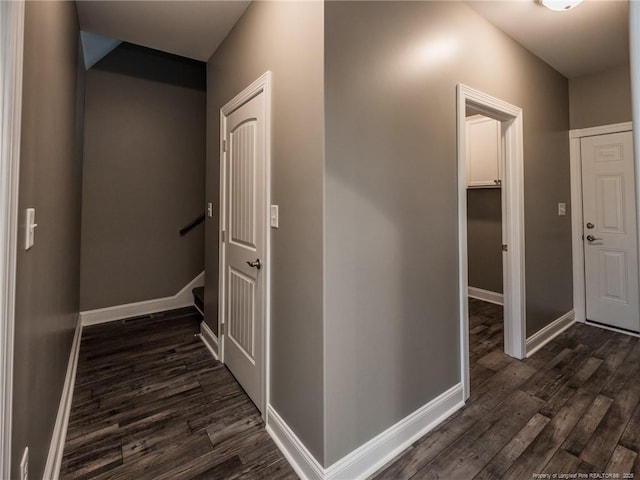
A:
[467,0,629,79]
[76,1,251,62]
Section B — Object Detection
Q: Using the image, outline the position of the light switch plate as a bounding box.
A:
[558,203,566,216]
[270,205,279,228]
[207,202,213,218]
[25,208,37,250]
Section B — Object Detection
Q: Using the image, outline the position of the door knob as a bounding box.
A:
[246,259,261,270]
[586,222,595,229]
[586,235,602,242]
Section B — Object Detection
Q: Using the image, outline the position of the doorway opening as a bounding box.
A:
[465,109,506,392]
[465,110,504,306]
[457,84,526,400]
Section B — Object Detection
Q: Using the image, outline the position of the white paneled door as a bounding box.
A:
[221,80,268,413]
[582,131,639,332]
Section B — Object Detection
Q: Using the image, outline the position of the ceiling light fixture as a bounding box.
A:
[539,0,583,11]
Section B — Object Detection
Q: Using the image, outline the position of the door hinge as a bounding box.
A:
[221,230,226,242]
[502,244,508,252]
[220,323,225,335]
[223,139,227,152]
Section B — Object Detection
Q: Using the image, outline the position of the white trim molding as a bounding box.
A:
[632,3,640,287]
[468,287,504,306]
[569,135,586,324]
[569,122,633,140]
[569,122,633,325]
[0,1,25,477]
[526,310,575,357]
[43,316,82,480]
[80,271,204,326]
[266,406,324,480]
[199,321,219,360]
[267,384,464,480]
[457,84,527,400]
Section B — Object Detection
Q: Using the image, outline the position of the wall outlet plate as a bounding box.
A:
[20,447,28,480]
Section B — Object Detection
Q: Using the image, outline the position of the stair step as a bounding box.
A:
[192,286,204,317]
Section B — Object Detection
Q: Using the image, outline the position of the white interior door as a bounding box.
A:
[221,87,267,412]
[581,131,640,332]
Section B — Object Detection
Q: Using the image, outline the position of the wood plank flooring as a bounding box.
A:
[372,298,640,479]
[63,301,640,479]
[60,307,296,480]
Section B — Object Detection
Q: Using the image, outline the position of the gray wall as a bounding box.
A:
[205,2,325,461]
[324,1,572,465]
[80,44,206,311]
[467,189,503,294]
[569,64,632,130]
[12,1,83,478]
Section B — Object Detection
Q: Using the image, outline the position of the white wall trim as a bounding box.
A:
[266,406,325,480]
[266,384,464,480]
[468,287,504,306]
[457,84,527,401]
[0,1,25,477]
[526,310,575,357]
[324,384,464,480]
[199,320,219,360]
[569,123,633,326]
[569,137,586,323]
[569,136,586,324]
[43,315,82,480]
[569,122,633,139]
[219,71,272,418]
[80,271,204,326]
[631,4,640,306]
[218,105,226,364]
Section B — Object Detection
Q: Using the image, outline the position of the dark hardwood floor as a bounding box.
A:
[60,307,296,480]
[63,301,640,480]
[372,298,640,479]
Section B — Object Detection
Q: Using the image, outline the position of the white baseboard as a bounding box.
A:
[80,271,204,326]
[468,287,504,306]
[43,315,82,480]
[526,310,575,357]
[266,406,324,480]
[266,383,464,480]
[199,320,219,360]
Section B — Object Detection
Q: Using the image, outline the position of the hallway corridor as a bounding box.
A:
[60,308,296,480]
[372,299,640,479]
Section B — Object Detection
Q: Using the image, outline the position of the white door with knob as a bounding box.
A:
[220,74,270,413]
[581,131,639,332]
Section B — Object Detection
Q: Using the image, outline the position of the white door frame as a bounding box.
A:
[569,121,636,334]
[218,71,272,416]
[457,84,526,399]
[0,1,25,477]
[631,1,640,300]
